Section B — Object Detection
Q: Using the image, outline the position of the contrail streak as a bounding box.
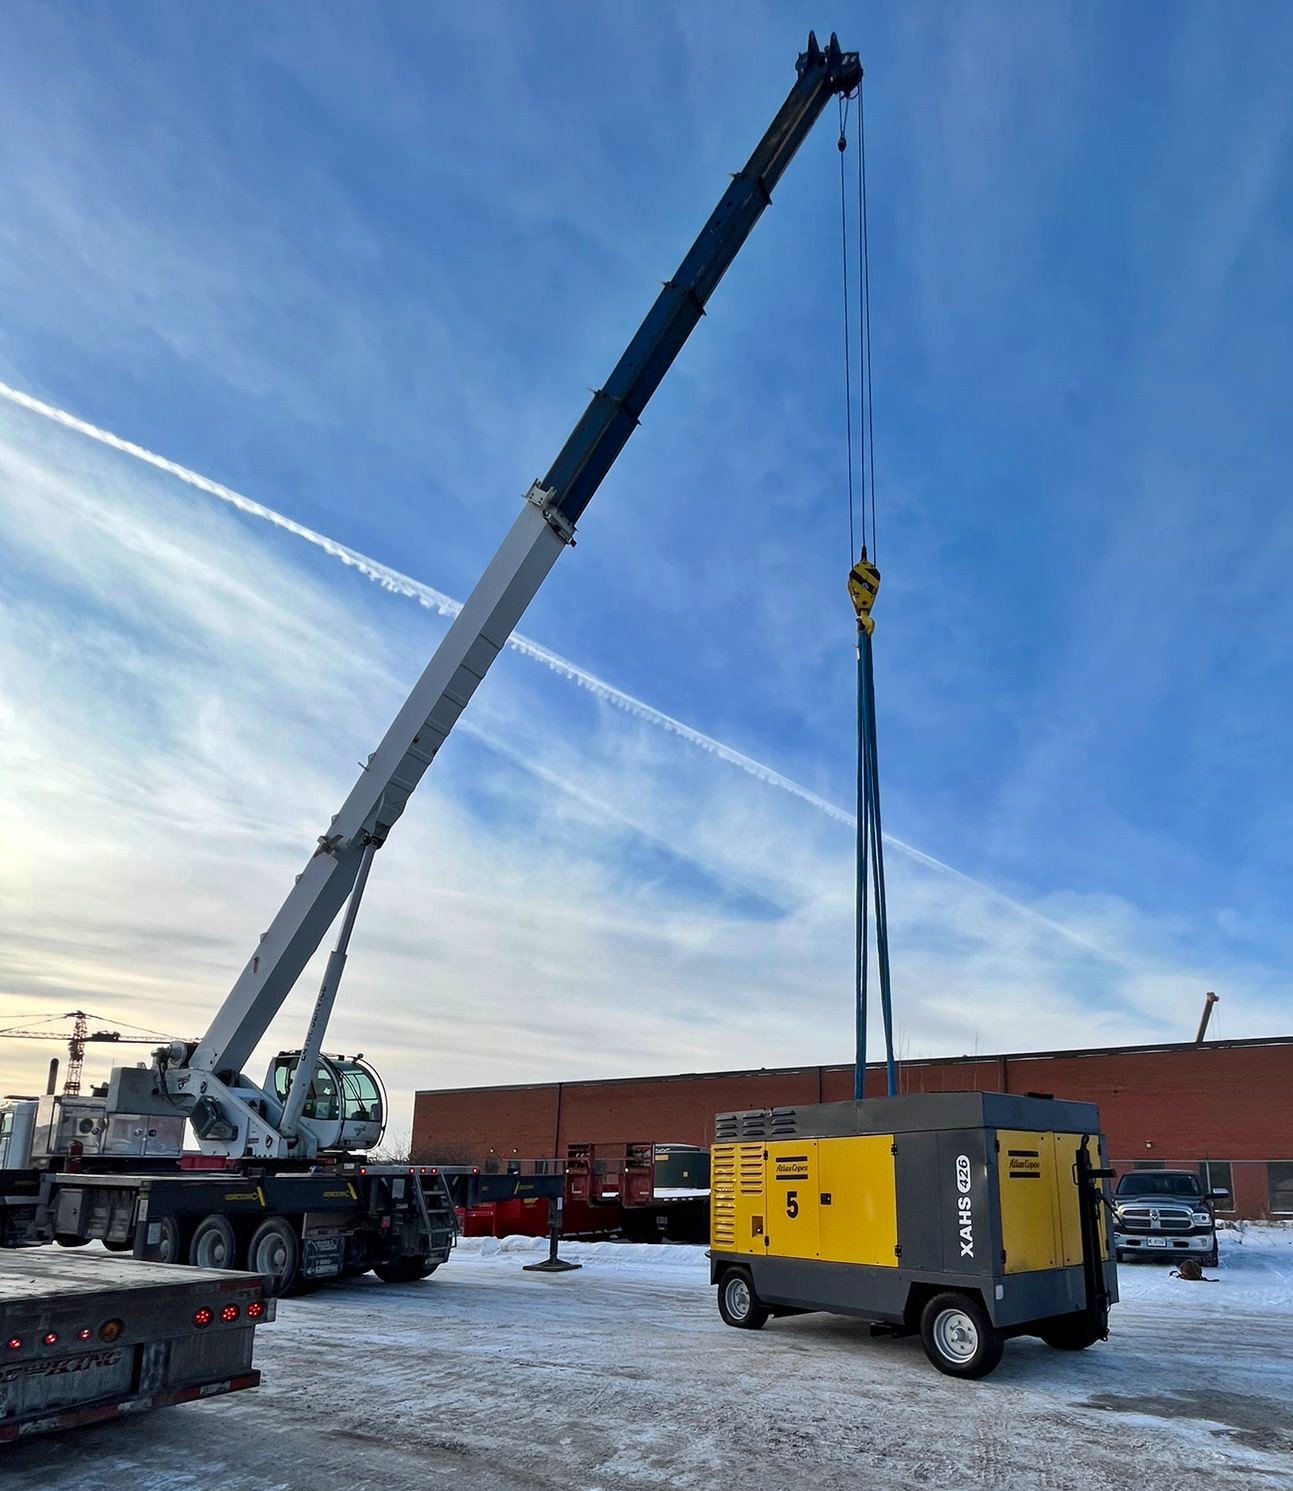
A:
[0,380,1119,962]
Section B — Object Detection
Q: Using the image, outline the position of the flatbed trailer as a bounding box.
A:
[0,1248,273,1442]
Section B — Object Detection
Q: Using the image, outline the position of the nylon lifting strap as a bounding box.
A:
[848,553,897,1099]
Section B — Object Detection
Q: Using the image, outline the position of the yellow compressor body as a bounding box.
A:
[709,1091,1117,1378]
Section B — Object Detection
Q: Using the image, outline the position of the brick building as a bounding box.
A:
[412,1035,1293,1219]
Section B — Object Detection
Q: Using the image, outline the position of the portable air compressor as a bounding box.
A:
[709,1091,1117,1377]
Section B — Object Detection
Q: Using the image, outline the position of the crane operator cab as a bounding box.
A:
[268,1052,386,1154]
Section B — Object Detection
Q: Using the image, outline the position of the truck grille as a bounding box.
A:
[1117,1204,1195,1234]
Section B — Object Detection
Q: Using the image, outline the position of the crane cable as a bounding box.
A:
[840,84,897,1101]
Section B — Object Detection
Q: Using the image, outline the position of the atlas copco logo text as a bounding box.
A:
[955,1154,974,1258]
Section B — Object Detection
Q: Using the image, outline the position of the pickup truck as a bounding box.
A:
[1110,1169,1226,1267]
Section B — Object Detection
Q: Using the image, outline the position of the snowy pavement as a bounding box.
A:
[8,1226,1293,1490]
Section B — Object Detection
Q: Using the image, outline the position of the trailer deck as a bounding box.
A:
[0,1248,273,1441]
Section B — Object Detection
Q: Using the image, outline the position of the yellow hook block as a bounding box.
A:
[848,554,881,635]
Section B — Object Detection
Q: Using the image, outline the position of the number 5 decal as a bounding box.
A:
[786,1190,799,1219]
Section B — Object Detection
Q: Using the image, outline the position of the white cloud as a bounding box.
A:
[1,397,1287,1131]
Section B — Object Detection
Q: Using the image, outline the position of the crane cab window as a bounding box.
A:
[337,1063,382,1125]
[270,1058,340,1122]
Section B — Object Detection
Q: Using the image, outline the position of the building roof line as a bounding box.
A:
[415,1032,1293,1099]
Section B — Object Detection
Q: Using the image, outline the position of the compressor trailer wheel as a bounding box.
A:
[919,1292,1004,1379]
[717,1269,769,1330]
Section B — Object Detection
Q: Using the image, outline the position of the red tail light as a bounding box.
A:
[220,1304,240,1323]
[193,1308,214,1328]
[246,1300,265,1320]
[43,1332,58,1346]
[78,1328,92,1341]
[7,1337,21,1351]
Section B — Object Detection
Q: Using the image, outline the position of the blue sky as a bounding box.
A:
[1,4,1290,1129]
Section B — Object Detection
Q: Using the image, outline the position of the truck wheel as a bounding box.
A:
[920,1292,1003,1379]
[155,1216,182,1264]
[1203,1245,1219,1269]
[1039,1313,1104,1351]
[189,1214,238,1270]
[54,1234,90,1247]
[374,1256,430,1284]
[717,1269,769,1330]
[102,1239,134,1253]
[246,1217,301,1297]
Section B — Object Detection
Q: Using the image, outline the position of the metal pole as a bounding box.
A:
[1195,991,1219,1044]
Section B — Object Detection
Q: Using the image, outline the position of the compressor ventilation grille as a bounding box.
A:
[711,1146,737,1248]
[714,1107,799,1141]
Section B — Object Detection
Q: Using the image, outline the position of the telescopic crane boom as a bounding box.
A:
[108,33,861,1158]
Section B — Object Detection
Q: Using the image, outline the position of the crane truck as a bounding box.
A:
[0,35,863,1296]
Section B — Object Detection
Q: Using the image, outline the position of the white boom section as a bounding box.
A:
[191,486,569,1077]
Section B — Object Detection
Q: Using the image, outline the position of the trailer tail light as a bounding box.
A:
[220,1304,240,1323]
[7,1337,21,1351]
[246,1301,265,1321]
[193,1308,214,1328]
[43,1332,58,1346]
[99,1319,123,1342]
[78,1328,92,1341]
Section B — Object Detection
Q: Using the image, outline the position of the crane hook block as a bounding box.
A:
[848,555,881,635]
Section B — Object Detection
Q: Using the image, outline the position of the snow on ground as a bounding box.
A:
[8,1227,1293,1490]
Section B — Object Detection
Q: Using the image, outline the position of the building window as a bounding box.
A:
[1199,1161,1233,1210]
[1268,1163,1293,1216]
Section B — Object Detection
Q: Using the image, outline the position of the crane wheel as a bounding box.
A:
[717,1268,769,1330]
[920,1292,1004,1378]
[154,1216,182,1264]
[188,1214,239,1271]
[246,1217,301,1297]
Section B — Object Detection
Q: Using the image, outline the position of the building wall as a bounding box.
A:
[411,1038,1293,1218]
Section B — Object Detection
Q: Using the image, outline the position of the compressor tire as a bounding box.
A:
[920,1292,1004,1379]
[717,1269,769,1330]
[1039,1312,1104,1351]
[374,1255,431,1284]
[246,1217,301,1297]
[189,1214,239,1271]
